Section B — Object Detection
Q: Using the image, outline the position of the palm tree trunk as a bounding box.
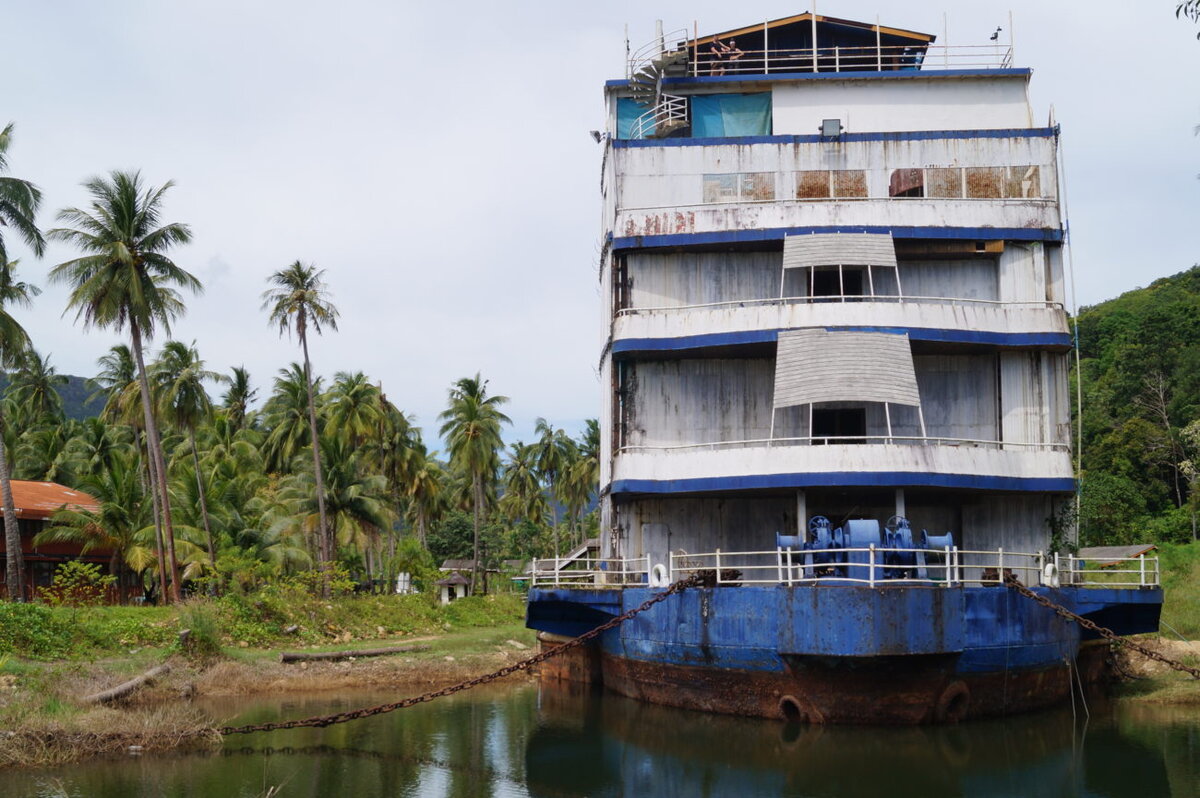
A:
[0,413,25,601]
[131,322,181,603]
[301,329,332,596]
[472,472,483,596]
[141,434,169,605]
[190,428,217,588]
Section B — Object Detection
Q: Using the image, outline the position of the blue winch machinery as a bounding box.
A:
[775,516,955,582]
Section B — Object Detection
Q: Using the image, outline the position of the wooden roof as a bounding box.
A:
[1077,544,1157,567]
[10,480,99,521]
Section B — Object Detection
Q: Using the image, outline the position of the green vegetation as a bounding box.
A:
[1077,265,1200,546]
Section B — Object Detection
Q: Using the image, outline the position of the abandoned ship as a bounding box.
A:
[524,12,1163,724]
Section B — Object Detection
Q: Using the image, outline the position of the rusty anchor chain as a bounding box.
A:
[201,574,704,738]
[1004,575,1200,680]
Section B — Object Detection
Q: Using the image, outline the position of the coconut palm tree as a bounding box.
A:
[92,343,169,599]
[0,259,39,600]
[261,363,322,473]
[153,340,226,577]
[5,347,66,429]
[325,371,382,448]
[438,374,510,594]
[404,439,447,547]
[48,170,200,603]
[222,366,256,431]
[262,262,339,586]
[0,124,45,269]
[501,440,550,530]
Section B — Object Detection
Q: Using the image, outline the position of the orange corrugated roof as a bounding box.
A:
[9,480,100,520]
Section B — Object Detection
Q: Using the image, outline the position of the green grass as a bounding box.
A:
[1156,542,1200,640]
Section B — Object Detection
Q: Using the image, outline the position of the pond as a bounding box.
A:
[2,682,1198,797]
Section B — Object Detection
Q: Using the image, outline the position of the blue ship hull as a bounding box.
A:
[525,584,1162,724]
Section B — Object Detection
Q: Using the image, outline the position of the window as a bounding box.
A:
[703,172,775,203]
[926,168,963,198]
[691,93,772,137]
[795,170,868,199]
[892,166,1043,199]
[810,267,864,298]
[812,408,867,444]
[889,168,924,198]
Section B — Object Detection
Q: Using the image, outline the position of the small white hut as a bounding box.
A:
[435,572,470,605]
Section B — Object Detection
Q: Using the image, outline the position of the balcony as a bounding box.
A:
[613,295,1069,353]
[615,197,1060,244]
[610,438,1074,495]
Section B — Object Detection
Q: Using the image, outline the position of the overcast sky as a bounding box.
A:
[4,1,1197,447]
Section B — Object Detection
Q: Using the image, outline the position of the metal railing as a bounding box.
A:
[619,196,1057,213]
[615,295,1065,317]
[530,547,1160,590]
[630,94,687,141]
[627,43,1014,79]
[617,435,1072,454]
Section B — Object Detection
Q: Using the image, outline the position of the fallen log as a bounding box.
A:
[82,665,171,705]
[279,645,430,663]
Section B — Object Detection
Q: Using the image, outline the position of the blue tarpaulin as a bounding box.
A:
[616,98,654,139]
[692,93,772,137]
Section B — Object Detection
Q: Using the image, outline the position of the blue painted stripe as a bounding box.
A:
[611,472,1077,494]
[612,326,1072,354]
[614,127,1056,148]
[613,225,1063,250]
[605,68,1032,88]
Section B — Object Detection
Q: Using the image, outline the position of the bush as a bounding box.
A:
[176,600,223,659]
[0,603,72,659]
[38,562,116,608]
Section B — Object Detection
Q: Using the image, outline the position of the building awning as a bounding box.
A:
[782,233,898,271]
[1077,545,1157,567]
[773,329,920,408]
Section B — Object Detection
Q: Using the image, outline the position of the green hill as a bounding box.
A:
[0,374,105,421]
[1076,265,1200,544]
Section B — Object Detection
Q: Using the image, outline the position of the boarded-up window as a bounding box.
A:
[1005,165,1041,198]
[796,170,831,199]
[703,172,774,203]
[926,168,963,198]
[832,170,868,198]
[965,167,1005,199]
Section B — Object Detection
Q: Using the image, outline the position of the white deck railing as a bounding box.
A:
[627,43,1014,80]
[617,436,1072,454]
[616,295,1064,317]
[530,548,1159,590]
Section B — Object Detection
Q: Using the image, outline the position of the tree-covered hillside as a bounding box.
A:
[1076,265,1200,544]
[0,374,103,420]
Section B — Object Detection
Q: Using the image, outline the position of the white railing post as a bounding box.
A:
[1037,550,1044,585]
[1054,551,1060,583]
[776,547,783,584]
[555,556,560,587]
[947,546,954,585]
[1140,556,1146,587]
[667,551,674,583]
[715,549,722,585]
[786,546,793,586]
[869,544,876,587]
[997,547,1004,584]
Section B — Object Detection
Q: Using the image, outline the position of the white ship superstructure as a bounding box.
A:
[597,14,1074,570]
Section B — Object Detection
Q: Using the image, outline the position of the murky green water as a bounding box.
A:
[2,683,1198,797]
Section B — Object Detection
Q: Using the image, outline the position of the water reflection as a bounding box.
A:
[0,683,1196,797]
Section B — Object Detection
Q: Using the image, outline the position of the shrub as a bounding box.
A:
[176,600,223,659]
[0,603,72,659]
[38,562,116,608]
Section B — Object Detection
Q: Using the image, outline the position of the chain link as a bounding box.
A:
[202,574,704,738]
[1005,575,1200,679]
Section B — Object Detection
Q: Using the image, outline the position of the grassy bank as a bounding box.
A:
[0,590,536,768]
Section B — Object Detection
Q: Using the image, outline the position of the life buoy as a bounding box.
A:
[649,563,669,588]
[1042,562,1060,588]
[934,681,970,723]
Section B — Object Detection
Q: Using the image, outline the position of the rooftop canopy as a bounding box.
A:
[682,12,935,76]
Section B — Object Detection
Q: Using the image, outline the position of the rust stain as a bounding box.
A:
[833,170,868,199]
[796,170,831,199]
[965,167,1004,199]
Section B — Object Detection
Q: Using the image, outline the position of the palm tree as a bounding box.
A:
[48,170,199,603]
[261,363,322,473]
[501,441,550,529]
[325,371,382,448]
[5,347,67,429]
[153,340,226,578]
[222,366,256,431]
[404,440,447,547]
[92,343,169,599]
[262,262,339,586]
[0,124,45,270]
[438,374,510,594]
[533,418,572,557]
[0,259,38,600]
